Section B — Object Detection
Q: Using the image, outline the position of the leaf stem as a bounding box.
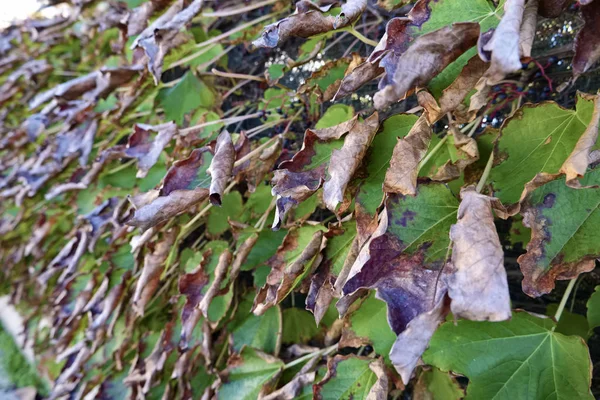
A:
[418,134,448,172]
[179,112,265,136]
[194,12,280,49]
[345,27,378,47]
[282,344,338,371]
[553,278,577,327]
[199,0,278,18]
[475,151,494,193]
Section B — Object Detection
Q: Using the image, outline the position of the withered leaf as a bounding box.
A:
[127,147,212,231]
[373,23,479,110]
[132,229,177,316]
[198,249,232,317]
[253,0,367,48]
[420,56,488,124]
[383,114,431,195]
[126,122,178,178]
[178,251,211,350]
[560,92,600,187]
[573,0,600,78]
[132,0,203,83]
[478,0,526,84]
[208,130,235,206]
[271,117,357,229]
[445,187,511,321]
[253,227,325,315]
[323,112,379,212]
[519,0,539,58]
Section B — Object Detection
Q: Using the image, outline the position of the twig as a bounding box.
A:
[210,68,265,82]
[179,112,265,136]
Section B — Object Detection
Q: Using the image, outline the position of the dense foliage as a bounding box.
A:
[1,0,600,398]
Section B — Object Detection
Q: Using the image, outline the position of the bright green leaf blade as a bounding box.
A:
[423,311,593,400]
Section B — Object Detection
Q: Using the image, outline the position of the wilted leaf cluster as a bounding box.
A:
[1,0,600,399]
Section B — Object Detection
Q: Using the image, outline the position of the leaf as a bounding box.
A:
[306,221,357,324]
[178,251,210,350]
[573,0,600,78]
[207,191,244,236]
[124,122,178,178]
[131,0,203,83]
[253,225,326,315]
[587,286,600,330]
[131,229,177,316]
[313,355,389,400]
[423,311,594,399]
[342,184,459,382]
[218,347,283,400]
[420,56,488,124]
[373,23,480,110]
[208,130,234,206]
[518,167,600,297]
[354,113,418,241]
[252,0,367,48]
[229,293,282,354]
[271,112,356,229]
[546,303,590,338]
[155,71,215,125]
[323,112,379,212]
[414,368,464,400]
[490,93,599,213]
[126,147,212,231]
[446,187,511,321]
[383,114,432,195]
[198,250,232,318]
[342,292,396,361]
[478,0,526,85]
[282,308,319,344]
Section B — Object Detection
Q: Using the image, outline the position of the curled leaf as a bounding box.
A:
[208,130,235,206]
[132,229,177,316]
[323,112,379,212]
[132,0,204,83]
[253,226,325,315]
[127,148,211,231]
[373,23,479,110]
[253,0,367,48]
[445,187,511,321]
[383,114,431,195]
[198,250,232,317]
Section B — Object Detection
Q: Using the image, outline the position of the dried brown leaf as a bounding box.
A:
[560,93,600,187]
[253,229,325,315]
[383,114,432,195]
[253,0,367,48]
[132,229,177,316]
[373,23,479,110]
[208,130,235,206]
[323,112,379,211]
[198,249,232,317]
[445,187,511,321]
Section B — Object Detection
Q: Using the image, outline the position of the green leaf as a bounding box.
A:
[491,94,597,205]
[229,293,282,354]
[346,293,396,361]
[518,167,600,296]
[416,368,464,400]
[207,191,245,236]
[546,303,590,339]
[587,286,600,331]
[241,229,288,272]
[315,104,354,129]
[314,355,381,400]
[423,311,593,399]
[217,347,283,400]
[155,72,215,125]
[282,308,319,344]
